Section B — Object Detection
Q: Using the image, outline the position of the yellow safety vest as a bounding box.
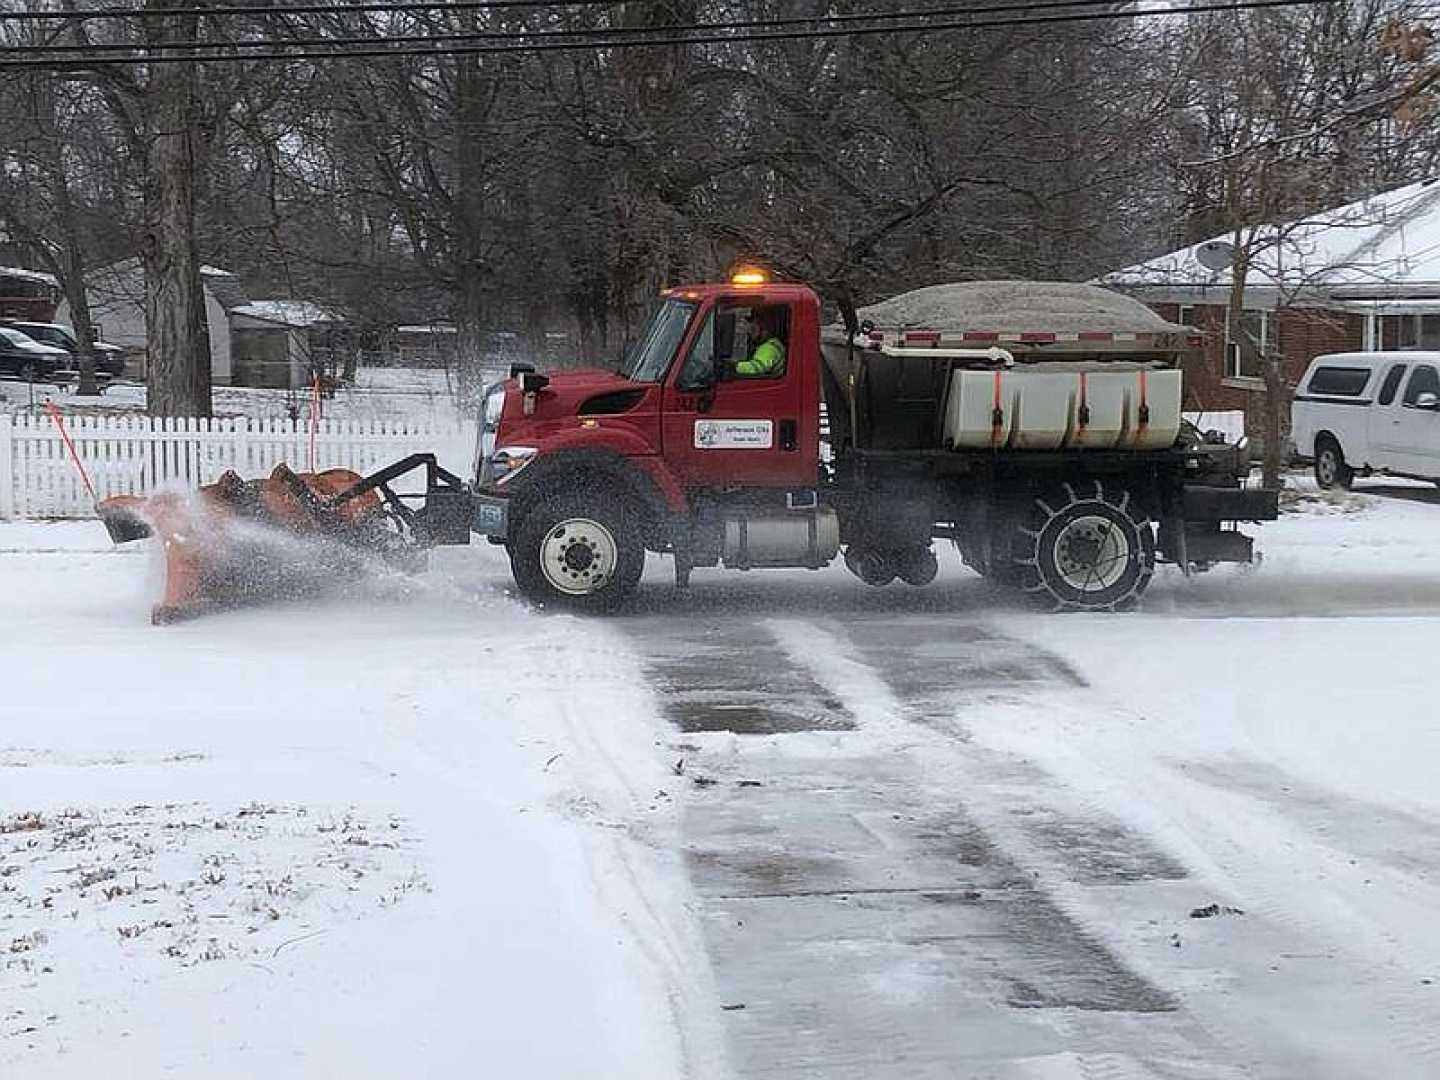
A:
[736,336,785,377]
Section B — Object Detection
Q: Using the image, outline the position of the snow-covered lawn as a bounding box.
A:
[0,534,721,1079]
[3,474,1440,1077]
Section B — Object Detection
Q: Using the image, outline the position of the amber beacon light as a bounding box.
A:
[730,266,769,286]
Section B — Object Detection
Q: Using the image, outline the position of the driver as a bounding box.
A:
[734,307,786,377]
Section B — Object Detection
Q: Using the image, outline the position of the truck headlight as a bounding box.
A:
[483,384,505,429]
[474,383,507,480]
[492,446,538,484]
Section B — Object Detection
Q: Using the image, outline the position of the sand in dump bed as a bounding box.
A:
[837,281,1190,335]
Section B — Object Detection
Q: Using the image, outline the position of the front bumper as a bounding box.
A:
[472,491,509,539]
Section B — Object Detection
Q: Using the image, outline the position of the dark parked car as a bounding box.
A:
[2,321,126,377]
[0,326,69,382]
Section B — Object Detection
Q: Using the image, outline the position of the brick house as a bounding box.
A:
[1100,179,1440,437]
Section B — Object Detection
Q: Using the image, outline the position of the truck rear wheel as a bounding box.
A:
[509,490,645,613]
[1011,480,1154,611]
[1314,437,1353,490]
[895,545,939,587]
[843,545,896,587]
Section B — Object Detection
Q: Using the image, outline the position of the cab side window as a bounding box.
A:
[678,302,792,386]
[676,304,757,390]
[1378,363,1407,405]
[1403,364,1440,406]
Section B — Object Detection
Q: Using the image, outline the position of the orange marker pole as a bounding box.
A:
[308,375,321,473]
[44,402,98,507]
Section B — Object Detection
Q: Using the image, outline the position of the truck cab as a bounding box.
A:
[478,280,822,492]
[473,279,842,609]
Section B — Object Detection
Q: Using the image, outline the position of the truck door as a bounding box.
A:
[661,298,815,489]
[1394,363,1440,477]
[1369,360,1408,466]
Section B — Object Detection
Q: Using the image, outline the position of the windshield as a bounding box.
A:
[619,298,696,383]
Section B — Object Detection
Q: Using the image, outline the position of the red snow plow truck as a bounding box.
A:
[104,275,1277,619]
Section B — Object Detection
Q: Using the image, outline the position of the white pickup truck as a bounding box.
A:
[1292,351,1440,488]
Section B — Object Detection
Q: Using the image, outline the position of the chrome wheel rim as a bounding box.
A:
[1317,449,1338,485]
[540,517,618,595]
[1053,514,1129,593]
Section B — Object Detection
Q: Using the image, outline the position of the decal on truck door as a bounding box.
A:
[694,419,774,449]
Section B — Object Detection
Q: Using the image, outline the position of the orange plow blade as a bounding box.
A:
[99,463,403,624]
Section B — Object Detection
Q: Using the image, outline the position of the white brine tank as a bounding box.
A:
[943,367,1182,450]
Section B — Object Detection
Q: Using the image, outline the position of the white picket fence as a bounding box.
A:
[0,413,474,519]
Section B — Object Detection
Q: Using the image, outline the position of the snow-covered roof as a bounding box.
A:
[1102,179,1440,296]
[397,323,457,334]
[0,265,59,288]
[232,300,340,328]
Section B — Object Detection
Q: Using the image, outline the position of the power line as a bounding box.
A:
[0,0,621,21]
[2,0,1173,56]
[0,0,1335,67]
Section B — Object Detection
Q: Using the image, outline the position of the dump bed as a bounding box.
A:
[820,281,1194,451]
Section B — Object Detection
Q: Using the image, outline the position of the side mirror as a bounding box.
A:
[518,371,549,415]
[1418,391,1439,410]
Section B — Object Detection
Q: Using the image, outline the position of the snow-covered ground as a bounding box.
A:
[4,475,1440,1077]
[0,535,724,1079]
[0,366,473,425]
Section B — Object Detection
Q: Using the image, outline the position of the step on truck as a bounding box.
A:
[461,274,1278,612]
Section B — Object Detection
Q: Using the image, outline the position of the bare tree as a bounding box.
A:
[45,1,216,415]
[1164,0,1440,487]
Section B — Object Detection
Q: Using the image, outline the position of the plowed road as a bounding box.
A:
[616,552,1440,1080]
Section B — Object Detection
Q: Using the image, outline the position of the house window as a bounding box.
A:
[1178,305,1197,327]
[1225,309,1272,380]
[1378,313,1440,349]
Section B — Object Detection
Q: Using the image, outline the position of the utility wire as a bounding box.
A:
[2,0,1182,55]
[0,0,1336,67]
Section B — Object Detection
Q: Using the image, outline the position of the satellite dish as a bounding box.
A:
[1195,240,1238,272]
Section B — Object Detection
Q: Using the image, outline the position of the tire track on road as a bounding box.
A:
[844,617,1440,1079]
[624,612,1241,1080]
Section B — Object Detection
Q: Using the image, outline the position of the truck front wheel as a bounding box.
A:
[509,490,645,613]
[1011,481,1154,611]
